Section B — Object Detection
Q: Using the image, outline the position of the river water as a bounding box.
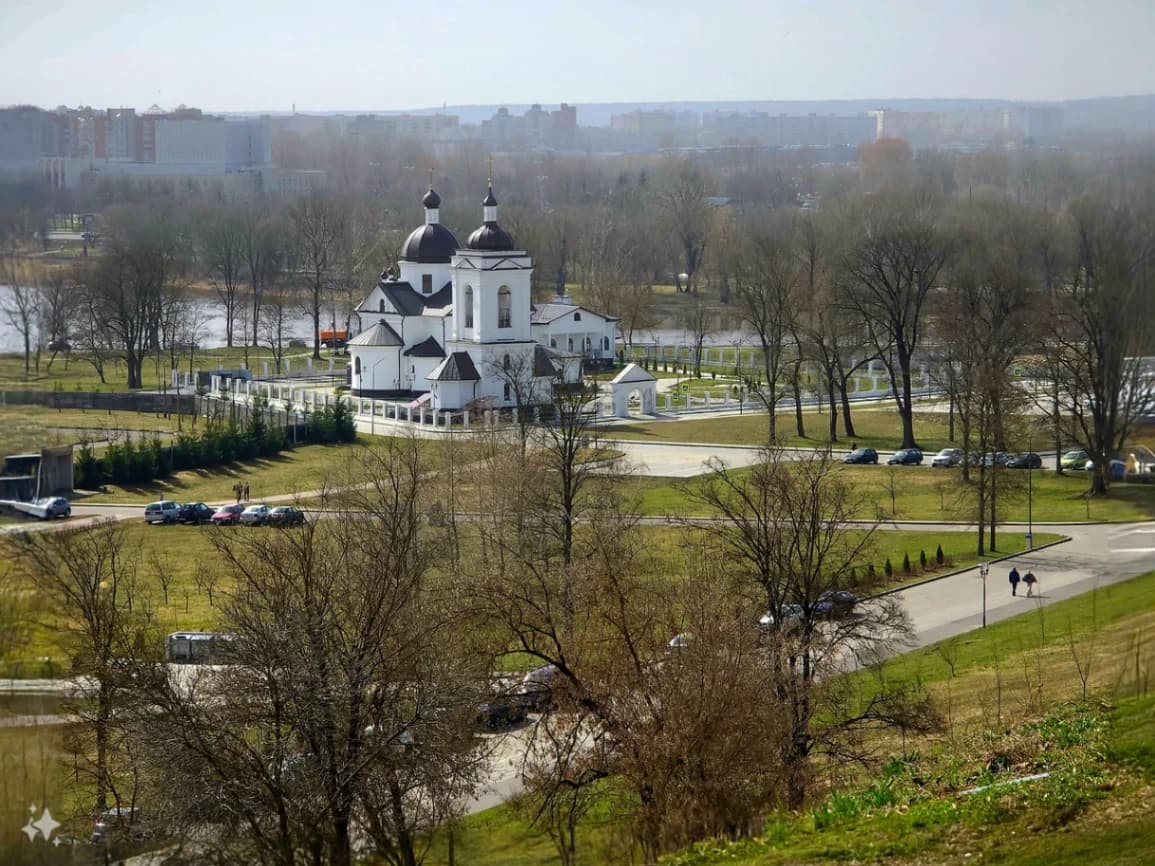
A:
[0,285,754,355]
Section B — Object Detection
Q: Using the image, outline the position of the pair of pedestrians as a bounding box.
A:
[1008,566,1038,597]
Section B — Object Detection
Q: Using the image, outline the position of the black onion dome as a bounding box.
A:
[467,222,515,251]
[422,187,441,209]
[482,186,498,207]
[400,223,460,263]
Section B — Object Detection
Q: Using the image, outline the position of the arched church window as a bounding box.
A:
[379,299,385,312]
[464,285,474,329]
[603,336,610,351]
[585,337,592,352]
[498,286,512,329]
[422,274,433,294]
[354,357,362,375]
[503,354,511,371]
[550,338,557,348]
[503,383,511,400]
[574,312,582,322]
[567,338,573,351]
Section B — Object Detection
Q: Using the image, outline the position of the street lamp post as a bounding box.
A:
[1027,436,1034,549]
[979,562,989,628]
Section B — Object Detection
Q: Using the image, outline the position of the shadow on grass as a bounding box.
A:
[103,452,303,498]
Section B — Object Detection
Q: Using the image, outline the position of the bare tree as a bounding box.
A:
[289,192,348,360]
[843,193,950,448]
[681,294,712,379]
[201,205,247,347]
[16,521,154,816]
[83,204,186,389]
[0,248,40,375]
[134,446,487,866]
[1047,193,1155,494]
[733,217,801,442]
[658,160,713,294]
[241,204,284,349]
[684,449,938,809]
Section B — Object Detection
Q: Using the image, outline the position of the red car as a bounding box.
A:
[210,504,244,526]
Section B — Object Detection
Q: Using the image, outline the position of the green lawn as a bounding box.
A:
[78,441,370,505]
[0,405,181,456]
[602,407,1057,455]
[624,465,1155,524]
[0,347,347,393]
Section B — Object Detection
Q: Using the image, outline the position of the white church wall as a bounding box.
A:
[397,260,453,297]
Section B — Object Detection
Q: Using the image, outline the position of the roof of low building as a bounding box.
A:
[428,351,480,382]
[348,319,404,348]
[533,345,562,378]
[403,336,446,359]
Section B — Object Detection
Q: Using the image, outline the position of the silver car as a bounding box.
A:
[239,504,271,526]
[931,448,963,468]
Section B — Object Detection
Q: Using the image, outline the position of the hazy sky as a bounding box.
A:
[4,0,1155,112]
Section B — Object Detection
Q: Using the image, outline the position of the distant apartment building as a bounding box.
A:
[346,113,459,140]
[703,112,875,147]
[610,109,676,134]
[1003,105,1064,141]
[154,115,270,166]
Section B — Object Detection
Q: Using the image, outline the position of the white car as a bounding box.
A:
[931,448,963,468]
[239,504,271,526]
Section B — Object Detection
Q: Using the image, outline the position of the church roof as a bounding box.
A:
[466,222,515,251]
[533,345,562,378]
[403,336,446,359]
[428,351,480,382]
[530,303,579,324]
[426,281,453,308]
[401,223,460,264]
[380,282,426,316]
[422,187,441,209]
[610,362,657,385]
[348,319,404,348]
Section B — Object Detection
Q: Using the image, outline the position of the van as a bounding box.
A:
[144,500,180,525]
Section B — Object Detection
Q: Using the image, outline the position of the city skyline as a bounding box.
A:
[4,0,1155,113]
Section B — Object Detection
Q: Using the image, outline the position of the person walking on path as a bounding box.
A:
[1009,566,1021,596]
[1023,570,1038,597]
[243,482,250,501]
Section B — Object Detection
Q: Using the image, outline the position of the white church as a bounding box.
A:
[348,183,619,412]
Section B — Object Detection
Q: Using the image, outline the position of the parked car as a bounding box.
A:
[266,505,306,527]
[969,451,1009,468]
[210,504,244,526]
[759,604,806,631]
[520,664,561,712]
[144,500,181,525]
[177,502,215,525]
[36,496,71,519]
[887,448,923,466]
[1086,458,1128,480]
[1060,448,1089,470]
[1006,452,1043,470]
[931,448,963,468]
[843,448,879,465]
[817,590,859,619]
[92,806,151,844]
[239,504,271,526]
[476,692,529,731]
